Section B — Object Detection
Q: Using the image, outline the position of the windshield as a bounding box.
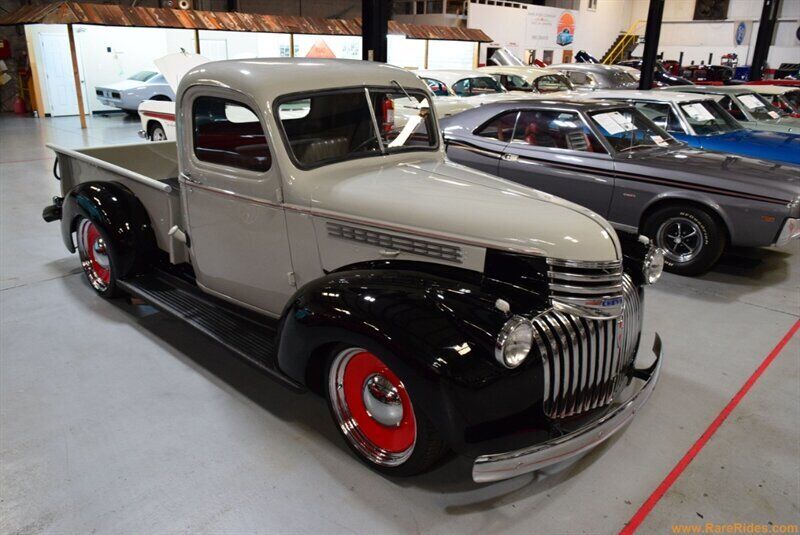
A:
[610,70,637,86]
[452,77,504,97]
[587,107,678,153]
[535,74,573,92]
[277,87,437,169]
[735,92,786,121]
[128,71,157,82]
[678,100,742,135]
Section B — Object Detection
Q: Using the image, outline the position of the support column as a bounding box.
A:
[66,24,86,129]
[362,0,389,62]
[194,28,200,54]
[639,0,665,90]
[749,0,781,81]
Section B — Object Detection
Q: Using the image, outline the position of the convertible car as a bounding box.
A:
[413,69,521,118]
[95,70,174,113]
[663,85,800,134]
[440,98,800,275]
[477,66,573,93]
[585,90,800,166]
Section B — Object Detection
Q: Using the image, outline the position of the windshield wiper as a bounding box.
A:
[392,80,420,110]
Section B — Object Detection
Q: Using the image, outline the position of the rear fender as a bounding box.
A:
[61,181,157,279]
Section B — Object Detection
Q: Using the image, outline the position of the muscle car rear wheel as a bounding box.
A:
[76,217,120,297]
[644,206,725,276]
[327,347,447,476]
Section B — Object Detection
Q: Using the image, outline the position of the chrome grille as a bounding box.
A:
[535,274,642,419]
[547,258,624,319]
[326,222,463,263]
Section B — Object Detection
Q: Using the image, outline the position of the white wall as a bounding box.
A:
[387,35,427,69]
[626,0,799,70]
[572,0,635,58]
[427,40,476,69]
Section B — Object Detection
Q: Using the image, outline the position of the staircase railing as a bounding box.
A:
[603,19,645,65]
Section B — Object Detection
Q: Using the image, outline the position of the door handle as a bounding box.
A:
[379,249,401,257]
[502,153,519,162]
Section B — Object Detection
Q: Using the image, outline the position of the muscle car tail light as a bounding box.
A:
[546,258,624,319]
[534,274,642,419]
[326,222,462,263]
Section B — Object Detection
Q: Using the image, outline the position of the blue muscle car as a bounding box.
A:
[585,90,800,165]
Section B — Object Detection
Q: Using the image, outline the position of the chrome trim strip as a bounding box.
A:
[472,334,663,483]
[548,270,622,282]
[547,258,622,269]
[549,282,623,295]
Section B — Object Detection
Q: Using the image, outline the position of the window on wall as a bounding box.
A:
[193,96,271,172]
[587,0,597,11]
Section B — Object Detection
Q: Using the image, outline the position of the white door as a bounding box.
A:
[200,39,228,61]
[39,33,79,116]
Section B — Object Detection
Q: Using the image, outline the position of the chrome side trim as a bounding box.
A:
[472,333,662,483]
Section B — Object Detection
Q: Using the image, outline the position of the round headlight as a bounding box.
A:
[495,316,533,368]
[643,247,665,284]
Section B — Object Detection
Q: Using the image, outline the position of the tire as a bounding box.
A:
[75,217,121,297]
[149,124,167,141]
[326,347,448,477]
[643,205,726,276]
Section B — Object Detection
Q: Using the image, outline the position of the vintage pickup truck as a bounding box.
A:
[42,59,664,483]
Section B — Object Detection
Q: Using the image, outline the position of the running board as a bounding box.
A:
[117,271,303,392]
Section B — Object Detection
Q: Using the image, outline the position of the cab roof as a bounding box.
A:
[413,69,497,86]
[179,58,428,103]
[585,89,716,103]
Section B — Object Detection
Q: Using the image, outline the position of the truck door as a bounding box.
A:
[498,109,615,217]
[179,88,294,317]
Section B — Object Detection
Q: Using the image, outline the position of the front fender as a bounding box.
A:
[276,265,553,455]
[60,181,157,279]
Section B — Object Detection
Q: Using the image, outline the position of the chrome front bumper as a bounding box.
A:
[472,333,663,483]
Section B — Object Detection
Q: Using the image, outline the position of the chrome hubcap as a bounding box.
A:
[92,239,109,269]
[76,219,110,292]
[362,373,404,427]
[657,217,704,264]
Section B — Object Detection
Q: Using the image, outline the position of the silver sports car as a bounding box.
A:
[95,71,174,112]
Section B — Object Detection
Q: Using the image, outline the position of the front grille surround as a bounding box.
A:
[547,258,624,319]
[534,273,642,419]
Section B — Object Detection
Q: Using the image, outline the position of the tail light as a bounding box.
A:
[381,97,394,133]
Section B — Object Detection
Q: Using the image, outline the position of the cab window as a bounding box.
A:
[512,110,606,152]
[476,111,519,141]
[564,71,595,88]
[192,96,271,172]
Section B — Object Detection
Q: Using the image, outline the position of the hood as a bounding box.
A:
[154,52,210,92]
[622,147,800,202]
[700,130,800,165]
[433,93,524,118]
[310,157,620,262]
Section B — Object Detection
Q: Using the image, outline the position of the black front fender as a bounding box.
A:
[276,265,553,455]
[60,181,157,279]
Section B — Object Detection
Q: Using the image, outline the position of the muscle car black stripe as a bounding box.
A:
[446,138,792,206]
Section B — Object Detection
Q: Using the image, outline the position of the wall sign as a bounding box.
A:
[524,6,579,50]
[733,21,750,46]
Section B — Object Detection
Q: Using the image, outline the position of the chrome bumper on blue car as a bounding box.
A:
[472,333,663,483]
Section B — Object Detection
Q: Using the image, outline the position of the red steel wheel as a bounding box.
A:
[328,348,417,467]
[76,218,114,294]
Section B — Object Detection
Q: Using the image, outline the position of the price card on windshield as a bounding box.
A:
[768,110,780,119]
[683,103,715,121]
[738,94,764,110]
[594,111,636,134]
[650,135,669,147]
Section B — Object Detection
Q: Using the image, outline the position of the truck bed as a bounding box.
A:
[48,141,188,264]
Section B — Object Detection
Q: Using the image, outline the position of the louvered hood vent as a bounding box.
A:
[326,222,463,263]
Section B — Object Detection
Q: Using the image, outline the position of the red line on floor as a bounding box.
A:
[620,319,800,535]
